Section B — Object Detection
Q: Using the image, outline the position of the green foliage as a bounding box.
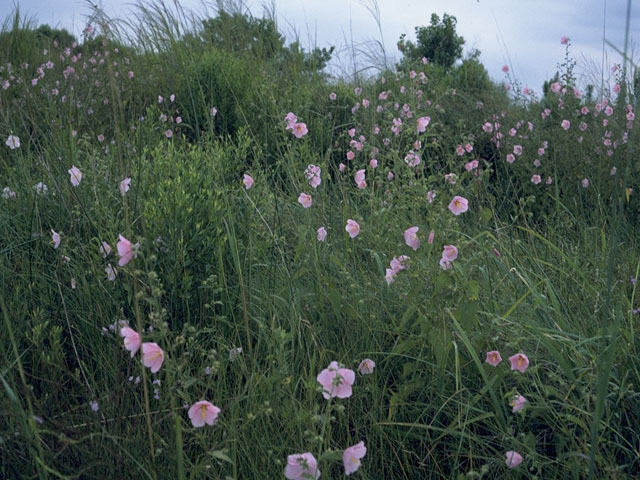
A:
[1,3,640,479]
[398,13,465,70]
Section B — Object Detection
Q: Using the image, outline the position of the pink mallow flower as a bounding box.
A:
[298,192,312,208]
[317,227,327,242]
[68,166,83,186]
[119,177,131,196]
[305,164,321,188]
[188,401,221,427]
[509,353,529,373]
[317,361,355,399]
[440,245,458,270]
[505,451,523,469]
[291,122,308,138]
[5,135,20,149]
[417,116,431,133]
[343,441,367,476]
[354,169,366,189]
[120,327,141,357]
[141,342,165,373]
[100,241,112,257]
[284,453,320,480]
[485,350,502,367]
[345,219,360,238]
[284,112,297,129]
[51,229,61,249]
[116,234,137,266]
[448,196,469,215]
[358,359,375,375]
[511,395,527,413]
[243,173,254,190]
[404,226,420,251]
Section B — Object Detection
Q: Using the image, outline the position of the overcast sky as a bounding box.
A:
[4,0,638,93]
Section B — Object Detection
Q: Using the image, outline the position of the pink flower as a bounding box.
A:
[284,453,320,480]
[513,145,522,155]
[506,154,515,163]
[116,234,137,266]
[387,171,394,180]
[448,196,469,215]
[444,173,457,185]
[97,134,105,143]
[465,160,479,171]
[369,159,378,169]
[284,112,298,129]
[105,264,117,281]
[119,177,131,196]
[291,122,308,138]
[345,219,360,238]
[68,166,83,186]
[511,395,527,412]
[243,174,254,190]
[5,135,20,149]
[329,92,337,100]
[417,116,431,132]
[550,82,562,93]
[358,359,375,375]
[582,178,590,188]
[428,231,435,244]
[346,151,355,161]
[385,268,397,285]
[317,227,327,242]
[298,192,312,208]
[502,65,509,73]
[612,83,621,94]
[561,119,570,130]
[120,327,141,357]
[188,401,221,427]
[51,229,61,249]
[354,169,366,189]
[210,107,217,117]
[560,35,569,45]
[442,245,458,263]
[404,226,420,251]
[505,451,523,469]
[343,441,367,475]
[427,191,436,203]
[305,164,322,188]
[165,129,173,138]
[339,163,346,172]
[390,255,409,273]
[317,361,355,399]
[100,241,112,257]
[509,353,529,373]
[485,350,502,366]
[531,175,541,184]
[141,342,165,373]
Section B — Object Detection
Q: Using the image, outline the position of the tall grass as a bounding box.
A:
[1,1,639,479]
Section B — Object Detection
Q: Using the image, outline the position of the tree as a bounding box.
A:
[398,13,464,70]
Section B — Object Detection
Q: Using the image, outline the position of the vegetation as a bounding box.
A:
[0,3,639,479]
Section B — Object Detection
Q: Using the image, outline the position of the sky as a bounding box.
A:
[4,0,638,93]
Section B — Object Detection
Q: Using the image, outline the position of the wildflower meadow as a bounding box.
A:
[1,2,639,479]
